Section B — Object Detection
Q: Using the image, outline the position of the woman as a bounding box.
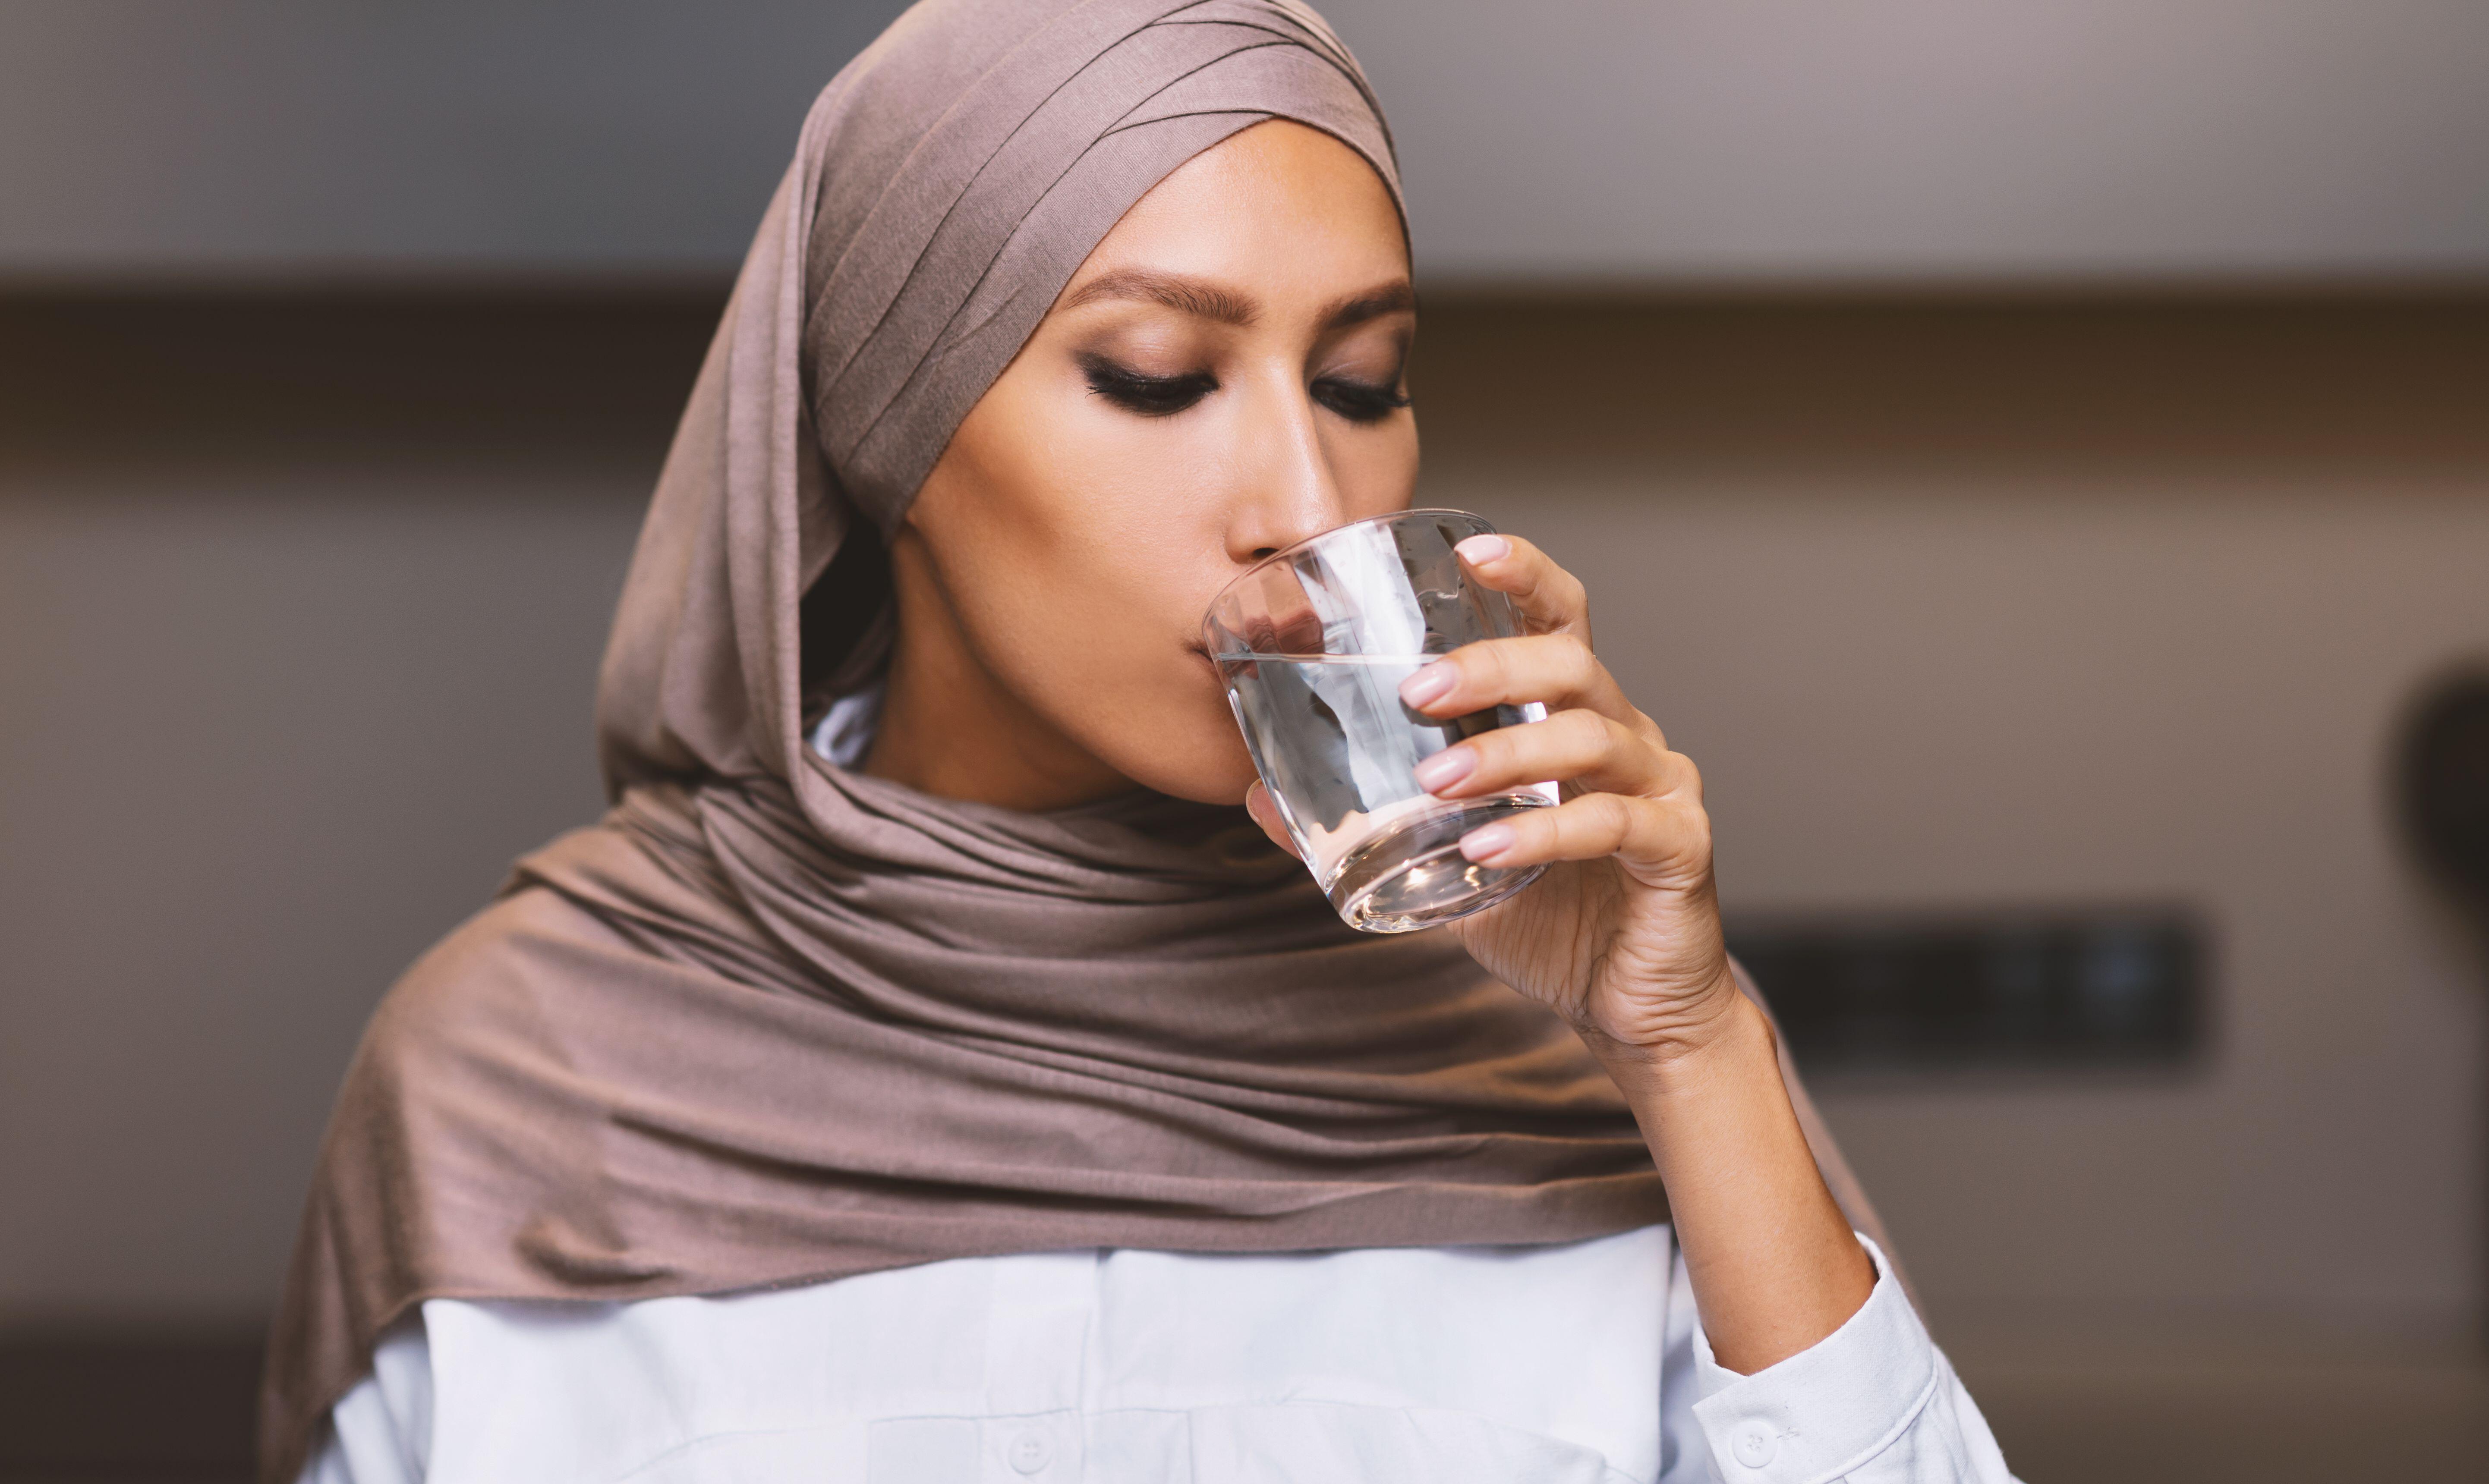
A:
[267,3,2019,1481]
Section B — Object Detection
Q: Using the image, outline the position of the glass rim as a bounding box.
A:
[1198,506,1496,651]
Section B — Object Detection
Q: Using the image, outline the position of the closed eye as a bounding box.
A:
[1311,375,1411,425]
[1080,352,1217,417]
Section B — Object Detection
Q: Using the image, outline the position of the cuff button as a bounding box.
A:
[1732,1418,1779,1469]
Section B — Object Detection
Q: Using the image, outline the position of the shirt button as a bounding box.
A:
[1008,1429,1053,1475]
[1732,1418,1778,1468]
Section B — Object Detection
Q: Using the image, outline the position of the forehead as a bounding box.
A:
[1064,120,1409,306]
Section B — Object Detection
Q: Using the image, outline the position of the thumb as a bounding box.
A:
[1243,780,1300,858]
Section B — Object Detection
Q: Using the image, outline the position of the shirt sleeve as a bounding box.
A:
[296,1310,436,1484]
[1685,1234,2021,1484]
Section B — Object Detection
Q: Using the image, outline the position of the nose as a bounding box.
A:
[1223,372,1345,565]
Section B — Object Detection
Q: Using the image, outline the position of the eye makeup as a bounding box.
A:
[1078,350,1411,425]
[1078,351,1219,417]
[1310,373,1410,424]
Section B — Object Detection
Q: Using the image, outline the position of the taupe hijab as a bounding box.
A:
[262,3,1887,1480]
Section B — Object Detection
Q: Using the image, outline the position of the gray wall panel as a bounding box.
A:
[3,0,2484,280]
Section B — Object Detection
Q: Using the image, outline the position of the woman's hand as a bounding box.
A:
[1250,530,1742,1064]
[1252,530,1877,1373]
[1245,531,1874,1368]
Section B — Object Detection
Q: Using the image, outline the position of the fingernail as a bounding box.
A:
[1460,823,1515,861]
[1456,534,1510,565]
[1412,748,1474,793]
[1399,661,1454,708]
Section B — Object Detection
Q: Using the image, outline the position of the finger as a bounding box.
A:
[1412,707,1683,802]
[1454,532,1591,643]
[1397,632,1646,732]
[1458,790,1713,890]
[1243,780,1301,858]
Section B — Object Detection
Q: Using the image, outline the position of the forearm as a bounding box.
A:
[1594,988,1875,1374]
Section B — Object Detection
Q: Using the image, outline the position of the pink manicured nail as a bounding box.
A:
[1412,748,1474,793]
[1456,534,1510,565]
[1399,662,1454,708]
[1460,823,1516,861]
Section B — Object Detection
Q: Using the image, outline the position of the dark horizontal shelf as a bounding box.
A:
[1729,905,2207,1072]
[0,1329,263,1479]
[4,284,2486,482]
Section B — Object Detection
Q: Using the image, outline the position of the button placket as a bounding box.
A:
[982,1413,1078,1481]
[1006,1427,1053,1475]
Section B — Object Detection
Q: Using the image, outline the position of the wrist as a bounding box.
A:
[1585,980,1777,1101]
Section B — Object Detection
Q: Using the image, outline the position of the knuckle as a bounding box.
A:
[1590,792,1635,845]
[1462,726,1512,771]
[1557,707,1609,756]
[1556,568,1588,614]
[1673,751,1704,799]
[1664,795,1712,853]
[1470,640,1512,692]
[1556,632,1597,683]
[1453,642,1503,702]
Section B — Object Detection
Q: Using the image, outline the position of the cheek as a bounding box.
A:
[1327,422,1421,519]
[920,376,1261,799]
[1040,418,1264,794]
[945,377,1227,630]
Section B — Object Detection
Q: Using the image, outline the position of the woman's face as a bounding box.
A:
[900,119,1415,806]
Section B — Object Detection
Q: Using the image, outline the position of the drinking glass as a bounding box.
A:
[1203,509,1558,933]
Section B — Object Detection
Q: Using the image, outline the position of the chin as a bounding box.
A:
[1146,760,1263,806]
[1105,715,1261,805]
[1087,651,1263,805]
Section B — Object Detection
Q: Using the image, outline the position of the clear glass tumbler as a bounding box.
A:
[1203,509,1558,933]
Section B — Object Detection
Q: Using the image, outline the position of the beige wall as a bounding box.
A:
[1429,296,2489,1341]
[1430,296,2489,1345]
[1461,484,2488,1334]
[3,290,2484,1350]
[0,484,642,1317]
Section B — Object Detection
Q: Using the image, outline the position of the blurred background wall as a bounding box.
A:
[3,3,2486,1479]
[6,0,2486,281]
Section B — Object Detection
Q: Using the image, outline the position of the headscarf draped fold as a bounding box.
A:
[260,4,1884,1480]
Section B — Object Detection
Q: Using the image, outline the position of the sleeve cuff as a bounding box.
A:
[1689,1232,1942,1481]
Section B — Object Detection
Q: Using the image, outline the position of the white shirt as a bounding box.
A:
[306,696,2017,1483]
[303,1226,2017,1484]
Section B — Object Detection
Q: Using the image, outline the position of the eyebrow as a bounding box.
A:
[1064,268,1259,325]
[1320,280,1418,330]
[1061,268,1417,331]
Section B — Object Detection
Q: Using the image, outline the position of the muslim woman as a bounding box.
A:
[267,4,2020,1481]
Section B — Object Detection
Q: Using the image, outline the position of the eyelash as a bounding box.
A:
[1311,377,1411,424]
[1079,355,1216,418]
[1078,353,1409,425]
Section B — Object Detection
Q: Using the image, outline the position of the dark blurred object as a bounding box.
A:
[0,284,726,476]
[1728,908,2205,1072]
[0,1329,261,1481]
[2398,668,2489,918]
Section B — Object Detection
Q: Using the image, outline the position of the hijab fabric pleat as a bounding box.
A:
[261,4,1888,1480]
